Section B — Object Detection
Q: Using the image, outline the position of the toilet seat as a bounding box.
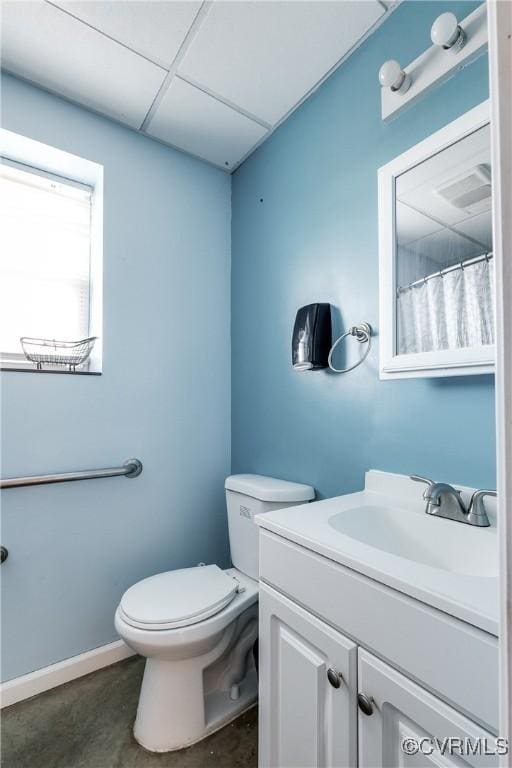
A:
[119,564,241,631]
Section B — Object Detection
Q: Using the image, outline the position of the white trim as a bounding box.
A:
[488,0,512,756]
[378,100,493,380]
[0,640,135,709]
[381,4,488,121]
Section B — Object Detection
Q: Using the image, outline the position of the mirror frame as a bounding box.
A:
[378,100,493,379]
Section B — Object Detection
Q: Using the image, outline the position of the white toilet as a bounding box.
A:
[115,473,314,753]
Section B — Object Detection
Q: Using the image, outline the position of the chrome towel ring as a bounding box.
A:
[328,323,372,373]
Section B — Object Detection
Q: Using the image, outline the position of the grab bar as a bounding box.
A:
[0,458,143,489]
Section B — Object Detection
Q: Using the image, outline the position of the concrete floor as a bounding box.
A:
[1,657,258,768]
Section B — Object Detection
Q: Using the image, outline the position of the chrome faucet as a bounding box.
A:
[410,476,495,527]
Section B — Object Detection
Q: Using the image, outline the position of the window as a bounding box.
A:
[0,131,102,374]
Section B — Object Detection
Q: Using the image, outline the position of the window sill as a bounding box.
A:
[0,360,102,375]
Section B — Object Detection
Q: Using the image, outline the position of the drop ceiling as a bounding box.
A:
[1,0,397,172]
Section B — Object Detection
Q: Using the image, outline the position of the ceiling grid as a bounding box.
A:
[1,0,398,171]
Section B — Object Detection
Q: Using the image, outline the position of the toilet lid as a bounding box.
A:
[120,565,240,629]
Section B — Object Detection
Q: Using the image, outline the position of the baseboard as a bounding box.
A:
[0,639,135,709]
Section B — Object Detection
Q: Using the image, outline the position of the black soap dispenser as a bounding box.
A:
[292,303,332,370]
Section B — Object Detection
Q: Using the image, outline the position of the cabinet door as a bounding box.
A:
[259,583,357,768]
[358,649,498,768]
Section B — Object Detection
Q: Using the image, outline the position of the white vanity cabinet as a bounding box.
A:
[358,650,496,768]
[258,530,499,768]
[259,583,357,768]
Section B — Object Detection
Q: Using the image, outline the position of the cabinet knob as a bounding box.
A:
[357,693,374,716]
[327,667,343,688]
[0,546,8,564]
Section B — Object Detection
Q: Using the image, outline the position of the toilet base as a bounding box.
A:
[114,570,259,754]
[134,666,258,753]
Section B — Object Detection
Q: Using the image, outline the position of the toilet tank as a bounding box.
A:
[225,474,315,580]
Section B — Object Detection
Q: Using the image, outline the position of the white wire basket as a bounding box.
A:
[20,337,97,371]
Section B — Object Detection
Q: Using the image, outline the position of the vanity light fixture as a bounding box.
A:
[380,4,487,120]
[431,12,466,52]
[378,60,411,94]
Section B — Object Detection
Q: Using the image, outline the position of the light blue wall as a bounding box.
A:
[231,1,495,500]
[1,74,231,681]
[0,0,497,683]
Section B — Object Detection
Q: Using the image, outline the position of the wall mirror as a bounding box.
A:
[378,102,493,379]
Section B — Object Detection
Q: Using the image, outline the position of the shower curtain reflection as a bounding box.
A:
[397,255,495,355]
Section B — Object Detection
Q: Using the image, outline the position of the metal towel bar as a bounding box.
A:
[0,458,143,489]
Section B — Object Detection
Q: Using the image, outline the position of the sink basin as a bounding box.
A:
[328,505,497,578]
[255,471,499,633]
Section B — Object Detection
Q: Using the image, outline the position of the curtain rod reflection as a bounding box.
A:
[397,252,493,295]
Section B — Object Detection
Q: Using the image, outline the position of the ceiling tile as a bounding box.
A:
[453,211,493,251]
[146,77,268,169]
[397,202,443,245]
[408,228,484,266]
[1,1,167,128]
[50,0,202,69]
[178,1,385,125]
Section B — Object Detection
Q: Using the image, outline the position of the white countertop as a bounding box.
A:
[256,471,499,636]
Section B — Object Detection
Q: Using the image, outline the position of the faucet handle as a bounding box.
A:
[469,489,497,506]
[410,476,435,505]
[410,475,434,487]
[467,489,496,527]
